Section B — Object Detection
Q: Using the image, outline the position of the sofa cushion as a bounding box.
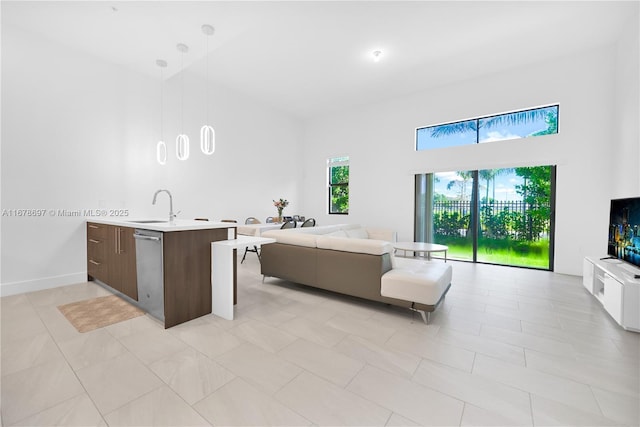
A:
[316,236,394,256]
[345,227,369,239]
[339,224,362,231]
[381,259,452,305]
[261,224,397,252]
[262,230,318,247]
[301,225,345,235]
[366,228,397,242]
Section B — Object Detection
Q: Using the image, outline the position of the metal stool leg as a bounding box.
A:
[242,246,260,264]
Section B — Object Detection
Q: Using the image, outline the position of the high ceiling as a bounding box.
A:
[4,1,637,119]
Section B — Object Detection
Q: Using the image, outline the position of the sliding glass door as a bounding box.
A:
[415,166,555,270]
[416,171,475,261]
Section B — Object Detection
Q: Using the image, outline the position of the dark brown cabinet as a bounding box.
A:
[87,223,108,282]
[163,227,229,328]
[87,222,137,301]
[109,226,138,300]
[87,221,234,328]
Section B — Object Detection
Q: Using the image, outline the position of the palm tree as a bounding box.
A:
[430,107,557,140]
[446,171,473,201]
[479,169,496,204]
[530,111,558,136]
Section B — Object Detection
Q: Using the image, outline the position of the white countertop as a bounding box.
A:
[212,235,276,248]
[87,218,236,232]
[237,223,283,236]
[211,235,276,320]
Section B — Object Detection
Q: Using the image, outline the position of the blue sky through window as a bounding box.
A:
[416,127,475,149]
[434,170,524,202]
[416,105,558,150]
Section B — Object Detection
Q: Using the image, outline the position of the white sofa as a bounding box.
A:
[260,224,451,321]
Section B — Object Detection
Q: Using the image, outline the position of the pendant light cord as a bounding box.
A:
[180,51,185,134]
[205,34,209,120]
[160,66,164,141]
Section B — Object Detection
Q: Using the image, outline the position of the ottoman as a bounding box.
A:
[381,258,452,323]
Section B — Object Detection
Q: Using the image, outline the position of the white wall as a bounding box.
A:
[1,25,134,294]
[0,25,302,296]
[301,44,629,276]
[123,64,302,223]
[612,11,640,198]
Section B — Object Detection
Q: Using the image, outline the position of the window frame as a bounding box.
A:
[328,156,349,215]
[414,165,556,271]
[415,104,559,151]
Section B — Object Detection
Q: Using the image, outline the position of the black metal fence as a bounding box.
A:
[433,200,536,215]
[433,200,550,240]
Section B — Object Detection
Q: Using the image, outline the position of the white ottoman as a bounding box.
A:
[381,258,452,323]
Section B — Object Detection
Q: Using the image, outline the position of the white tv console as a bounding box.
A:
[583,257,640,332]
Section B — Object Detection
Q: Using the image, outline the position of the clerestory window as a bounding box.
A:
[416,105,558,151]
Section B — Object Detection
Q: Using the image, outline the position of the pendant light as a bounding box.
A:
[200,24,215,155]
[176,43,190,161]
[156,59,168,165]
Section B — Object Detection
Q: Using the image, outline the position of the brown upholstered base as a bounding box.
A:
[260,242,450,313]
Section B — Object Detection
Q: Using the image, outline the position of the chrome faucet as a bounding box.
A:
[152,189,176,224]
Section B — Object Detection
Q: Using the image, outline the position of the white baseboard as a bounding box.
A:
[0,272,87,297]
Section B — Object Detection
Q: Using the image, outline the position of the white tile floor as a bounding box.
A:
[1,256,639,426]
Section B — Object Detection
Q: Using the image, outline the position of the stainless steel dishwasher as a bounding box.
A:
[133,229,165,321]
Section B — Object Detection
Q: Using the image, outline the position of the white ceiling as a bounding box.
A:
[4,1,637,119]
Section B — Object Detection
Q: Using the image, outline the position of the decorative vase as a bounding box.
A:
[277,208,284,223]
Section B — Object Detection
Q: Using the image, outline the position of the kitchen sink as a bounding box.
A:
[129,220,168,224]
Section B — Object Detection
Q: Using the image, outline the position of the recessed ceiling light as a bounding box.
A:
[372,50,383,62]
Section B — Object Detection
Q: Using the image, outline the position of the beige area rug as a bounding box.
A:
[58,294,145,333]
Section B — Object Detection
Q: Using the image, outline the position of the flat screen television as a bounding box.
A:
[608,197,640,269]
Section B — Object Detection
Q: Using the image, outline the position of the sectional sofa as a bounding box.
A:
[260,224,451,320]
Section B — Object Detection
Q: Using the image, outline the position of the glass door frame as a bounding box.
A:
[415,166,556,271]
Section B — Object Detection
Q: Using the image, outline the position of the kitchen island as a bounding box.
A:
[86,218,236,328]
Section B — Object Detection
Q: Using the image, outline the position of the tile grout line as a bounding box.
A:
[80,295,195,419]
[27,284,109,426]
[340,364,425,425]
[268,370,321,426]
[521,347,639,395]
[528,392,536,426]
[342,358,369,390]
[458,402,467,427]
[470,351,478,373]
[3,261,637,426]
[586,384,611,420]
[411,357,503,421]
